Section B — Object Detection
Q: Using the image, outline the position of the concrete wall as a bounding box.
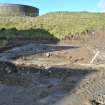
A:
[0,4,39,17]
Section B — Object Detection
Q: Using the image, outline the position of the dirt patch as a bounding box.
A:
[0,29,105,105]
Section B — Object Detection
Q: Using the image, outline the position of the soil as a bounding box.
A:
[0,29,105,105]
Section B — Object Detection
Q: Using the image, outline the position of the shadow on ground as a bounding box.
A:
[0,65,96,105]
[0,43,79,61]
[0,28,59,52]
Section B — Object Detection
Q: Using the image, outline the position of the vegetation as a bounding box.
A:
[0,12,105,44]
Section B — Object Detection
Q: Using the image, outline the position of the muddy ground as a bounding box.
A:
[0,29,105,105]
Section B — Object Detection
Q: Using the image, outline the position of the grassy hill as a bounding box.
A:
[0,12,105,47]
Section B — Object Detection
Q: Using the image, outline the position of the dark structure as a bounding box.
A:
[0,3,39,17]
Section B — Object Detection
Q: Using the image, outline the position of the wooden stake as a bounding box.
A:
[90,51,100,64]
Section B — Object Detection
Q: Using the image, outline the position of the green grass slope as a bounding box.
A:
[0,12,105,45]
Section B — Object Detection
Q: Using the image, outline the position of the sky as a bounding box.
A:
[0,0,105,15]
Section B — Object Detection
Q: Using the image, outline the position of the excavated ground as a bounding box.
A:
[0,29,105,105]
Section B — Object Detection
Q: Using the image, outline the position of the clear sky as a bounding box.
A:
[0,0,105,15]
